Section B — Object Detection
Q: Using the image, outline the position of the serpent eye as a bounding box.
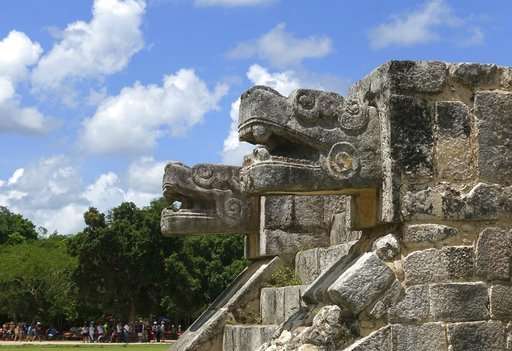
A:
[339,99,369,132]
[195,166,213,179]
[193,165,215,187]
[298,93,315,110]
[293,89,319,124]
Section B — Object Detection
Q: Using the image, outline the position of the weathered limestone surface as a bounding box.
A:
[430,282,489,322]
[295,241,357,284]
[223,325,277,351]
[475,91,512,184]
[161,162,258,236]
[260,285,308,325]
[259,195,357,258]
[403,246,474,285]
[388,285,429,323]
[447,321,506,351]
[342,326,391,351]
[163,61,512,351]
[328,252,395,314]
[475,227,512,280]
[402,224,458,244]
[392,323,447,351]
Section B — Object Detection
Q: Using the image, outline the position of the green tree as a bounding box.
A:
[0,236,77,327]
[68,201,171,321]
[0,206,38,245]
[68,199,247,325]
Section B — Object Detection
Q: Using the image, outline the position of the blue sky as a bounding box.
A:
[0,0,510,233]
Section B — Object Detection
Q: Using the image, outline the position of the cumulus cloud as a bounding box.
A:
[127,156,166,193]
[0,31,50,134]
[81,69,228,154]
[194,0,274,6]
[369,0,483,49]
[228,23,332,68]
[32,0,146,95]
[0,156,166,234]
[0,31,42,82]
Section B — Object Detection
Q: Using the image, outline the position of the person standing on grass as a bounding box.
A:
[123,322,130,343]
[88,322,95,343]
[96,323,104,342]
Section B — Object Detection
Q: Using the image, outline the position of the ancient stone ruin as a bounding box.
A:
[162,61,512,351]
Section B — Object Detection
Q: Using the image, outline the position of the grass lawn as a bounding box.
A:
[0,345,171,351]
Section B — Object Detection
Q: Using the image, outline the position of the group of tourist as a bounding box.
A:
[0,322,47,341]
[0,320,182,342]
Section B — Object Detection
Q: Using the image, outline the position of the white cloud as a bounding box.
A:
[83,172,126,211]
[32,0,146,94]
[228,23,332,68]
[127,156,166,193]
[0,31,42,83]
[194,0,274,7]
[81,69,228,154]
[7,168,24,185]
[0,31,50,134]
[369,0,482,49]
[0,156,166,234]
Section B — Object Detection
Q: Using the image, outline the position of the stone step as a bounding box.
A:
[260,285,309,325]
[223,324,277,351]
[295,241,357,284]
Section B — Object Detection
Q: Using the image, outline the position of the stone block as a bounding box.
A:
[263,196,293,230]
[283,285,304,321]
[295,247,321,285]
[342,326,391,351]
[388,285,429,323]
[369,280,402,320]
[435,101,474,180]
[442,183,499,220]
[447,321,505,351]
[261,285,307,325]
[475,227,512,281]
[389,95,434,178]
[490,285,512,320]
[391,323,447,351]
[259,229,330,258]
[295,242,355,285]
[475,91,512,184]
[403,246,474,285]
[223,325,277,351]
[260,287,279,325]
[387,60,447,93]
[294,195,325,231]
[451,63,500,87]
[430,282,489,322]
[328,252,395,314]
[403,224,458,244]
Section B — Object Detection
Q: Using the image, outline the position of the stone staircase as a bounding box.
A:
[222,241,357,351]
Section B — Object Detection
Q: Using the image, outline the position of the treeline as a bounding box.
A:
[0,200,247,329]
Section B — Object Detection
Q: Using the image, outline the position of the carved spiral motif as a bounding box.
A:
[224,198,242,219]
[326,142,360,179]
[318,93,342,119]
[294,90,319,123]
[339,99,369,132]
[193,165,215,187]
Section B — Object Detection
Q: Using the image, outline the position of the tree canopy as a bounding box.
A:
[0,206,38,245]
[0,199,247,327]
